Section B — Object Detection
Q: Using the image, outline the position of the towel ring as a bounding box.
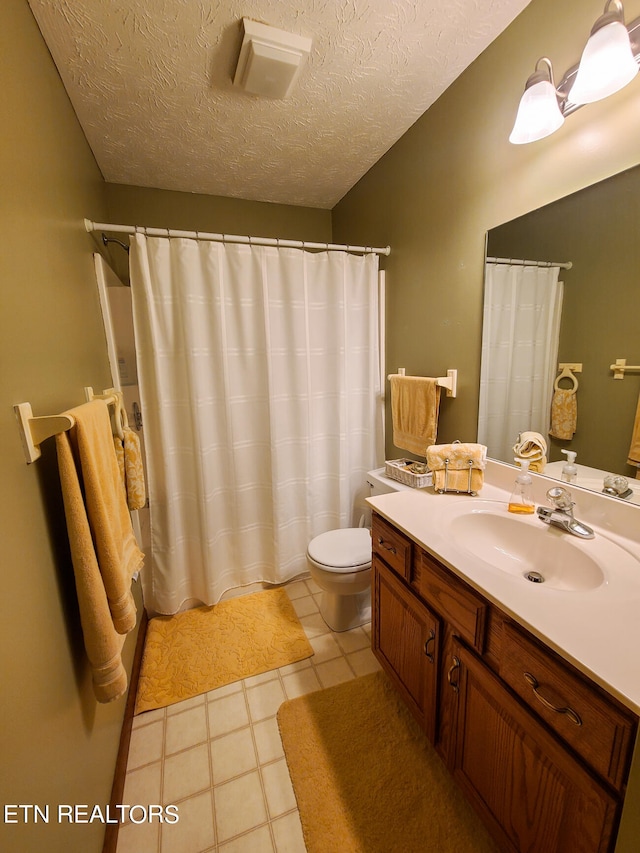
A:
[554,367,578,393]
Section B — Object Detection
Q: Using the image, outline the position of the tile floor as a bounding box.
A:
[116,577,381,853]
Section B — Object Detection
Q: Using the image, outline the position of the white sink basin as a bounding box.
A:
[447,506,603,591]
[433,499,640,592]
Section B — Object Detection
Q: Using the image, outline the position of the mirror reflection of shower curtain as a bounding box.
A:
[478,262,563,462]
[129,235,382,616]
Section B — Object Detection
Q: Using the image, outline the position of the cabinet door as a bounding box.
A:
[447,640,618,853]
[372,556,440,742]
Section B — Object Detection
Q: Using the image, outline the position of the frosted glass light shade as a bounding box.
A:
[509,79,565,144]
[568,19,638,104]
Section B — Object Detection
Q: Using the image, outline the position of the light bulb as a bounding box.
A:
[510,59,564,145]
[568,3,638,104]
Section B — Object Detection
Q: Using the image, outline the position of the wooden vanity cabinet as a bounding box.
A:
[372,555,440,740]
[370,512,637,853]
[451,638,618,853]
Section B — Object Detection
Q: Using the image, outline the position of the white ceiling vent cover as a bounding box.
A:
[233,19,312,99]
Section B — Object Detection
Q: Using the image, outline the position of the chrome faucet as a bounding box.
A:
[536,487,595,539]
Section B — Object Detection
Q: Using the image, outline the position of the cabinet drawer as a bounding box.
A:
[412,549,487,653]
[501,622,637,791]
[371,514,412,580]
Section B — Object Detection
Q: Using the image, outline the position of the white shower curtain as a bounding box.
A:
[129,234,382,615]
[478,262,563,462]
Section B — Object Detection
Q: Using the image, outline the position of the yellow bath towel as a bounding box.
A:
[114,427,147,511]
[513,431,547,473]
[56,400,144,702]
[549,389,577,440]
[390,375,441,456]
[426,442,487,493]
[627,393,640,470]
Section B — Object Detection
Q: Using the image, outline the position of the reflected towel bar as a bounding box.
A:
[610,358,640,380]
[387,367,457,398]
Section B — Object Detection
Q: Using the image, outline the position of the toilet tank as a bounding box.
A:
[366,468,412,496]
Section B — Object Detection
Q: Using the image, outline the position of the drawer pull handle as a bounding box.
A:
[377,537,397,555]
[447,656,461,693]
[523,672,582,726]
[424,629,436,663]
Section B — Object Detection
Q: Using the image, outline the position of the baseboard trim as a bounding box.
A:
[102,608,148,853]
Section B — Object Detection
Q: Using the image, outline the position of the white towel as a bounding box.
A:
[513,431,547,473]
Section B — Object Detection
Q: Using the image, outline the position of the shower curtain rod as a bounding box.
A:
[84,219,390,256]
[486,256,572,270]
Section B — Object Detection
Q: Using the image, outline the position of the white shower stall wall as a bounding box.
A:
[93,253,150,556]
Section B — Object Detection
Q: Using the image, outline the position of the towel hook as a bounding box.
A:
[554,363,581,393]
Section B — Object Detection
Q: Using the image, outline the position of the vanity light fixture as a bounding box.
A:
[509,1,640,144]
[569,0,638,104]
[509,58,564,145]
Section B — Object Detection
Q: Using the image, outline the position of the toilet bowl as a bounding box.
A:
[306,469,407,631]
[307,527,373,632]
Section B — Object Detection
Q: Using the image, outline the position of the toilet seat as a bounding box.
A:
[307,528,371,573]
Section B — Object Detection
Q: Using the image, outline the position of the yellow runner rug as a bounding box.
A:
[135,588,313,714]
[277,670,498,853]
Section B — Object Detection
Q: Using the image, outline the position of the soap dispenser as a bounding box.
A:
[508,459,535,514]
[561,449,577,484]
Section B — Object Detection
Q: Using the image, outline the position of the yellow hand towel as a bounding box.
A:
[114,428,146,510]
[549,389,577,440]
[426,442,487,493]
[56,401,144,702]
[114,434,125,482]
[390,375,441,456]
[513,431,547,473]
[627,393,640,469]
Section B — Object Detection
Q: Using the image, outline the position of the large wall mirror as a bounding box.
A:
[479,164,640,500]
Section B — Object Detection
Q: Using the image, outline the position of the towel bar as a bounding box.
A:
[14,403,75,464]
[85,386,126,439]
[15,388,121,464]
[387,368,457,398]
[610,358,640,380]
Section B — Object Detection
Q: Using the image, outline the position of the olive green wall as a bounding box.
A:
[0,6,331,852]
[487,166,640,476]
[1,3,132,852]
[333,0,640,461]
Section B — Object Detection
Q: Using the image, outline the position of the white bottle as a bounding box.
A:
[508,459,535,514]
[561,450,577,484]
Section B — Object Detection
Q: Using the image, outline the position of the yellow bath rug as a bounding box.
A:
[278,671,499,853]
[135,588,313,714]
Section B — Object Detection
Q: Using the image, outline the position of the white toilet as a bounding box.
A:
[306,469,407,631]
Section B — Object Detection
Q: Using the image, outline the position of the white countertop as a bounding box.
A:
[367,461,640,714]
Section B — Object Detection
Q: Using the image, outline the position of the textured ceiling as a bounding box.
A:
[28,0,531,209]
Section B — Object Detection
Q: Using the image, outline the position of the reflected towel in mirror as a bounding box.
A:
[513,431,547,473]
[549,389,577,440]
[627,393,640,472]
